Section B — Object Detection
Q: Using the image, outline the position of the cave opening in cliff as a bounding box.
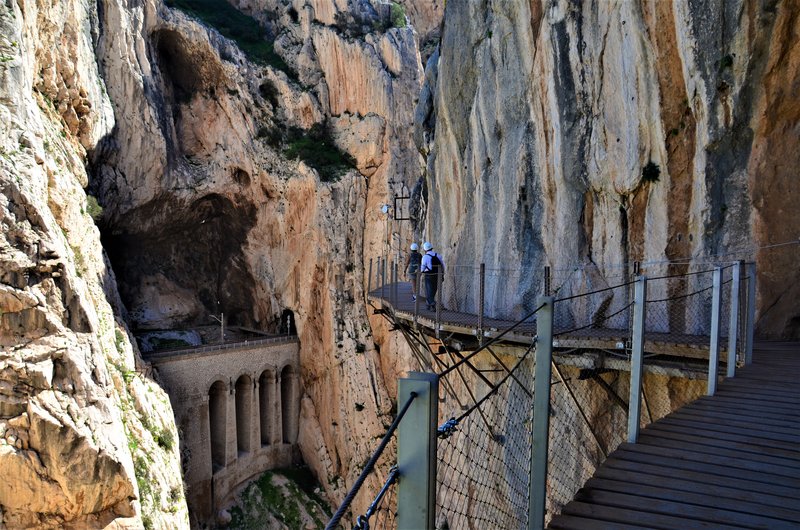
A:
[101,193,258,334]
[155,29,211,104]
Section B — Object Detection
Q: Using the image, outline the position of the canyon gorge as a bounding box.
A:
[1,0,798,528]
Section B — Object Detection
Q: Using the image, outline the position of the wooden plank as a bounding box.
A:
[609,448,800,489]
[672,405,800,430]
[668,408,800,438]
[654,416,800,447]
[642,423,800,463]
[687,398,800,422]
[602,458,800,499]
[714,388,800,405]
[720,381,800,395]
[593,465,798,511]
[548,513,651,530]
[560,500,718,530]
[684,395,800,418]
[574,488,799,529]
[637,431,800,471]
[618,441,800,479]
[584,477,800,523]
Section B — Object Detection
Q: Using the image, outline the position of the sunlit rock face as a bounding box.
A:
[0,0,186,527]
[87,0,426,520]
[418,0,800,338]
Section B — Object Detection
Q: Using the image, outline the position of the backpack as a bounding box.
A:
[428,253,443,276]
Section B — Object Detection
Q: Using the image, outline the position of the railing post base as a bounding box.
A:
[529,296,553,530]
[628,276,647,443]
[708,267,723,396]
[397,372,438,530]
[745,262,756,365]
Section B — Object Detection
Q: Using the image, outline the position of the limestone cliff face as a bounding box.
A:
[87,0,427,521]
[3,0,431,524]
[0,0,187,527]
[418,0,800,337]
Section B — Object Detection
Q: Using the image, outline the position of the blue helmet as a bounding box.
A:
[410,243,419,251]
[423,242,433,251]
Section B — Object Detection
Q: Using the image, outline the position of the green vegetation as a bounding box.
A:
[164,0,291,74]
[641,161,661,183]
[719,54,734,72]
[229,469,329,529]
[86,194,103,221]
[115,329,126,353]
[155,428,175,452]
[282,123,356,182]
[71,245,86,278]
[390,2,406,28]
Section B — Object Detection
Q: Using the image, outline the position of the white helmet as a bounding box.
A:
[410,243,419,251]
[422,242,433,251]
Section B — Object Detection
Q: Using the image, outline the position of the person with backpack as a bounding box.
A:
[420,242,445,310]
[405,243,422,300]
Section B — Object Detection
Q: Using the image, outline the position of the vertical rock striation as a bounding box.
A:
[0,0,187,527]
[418,0,799,337]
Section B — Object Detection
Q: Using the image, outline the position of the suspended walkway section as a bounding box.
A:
[329,259,774,530]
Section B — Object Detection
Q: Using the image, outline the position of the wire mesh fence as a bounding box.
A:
[544,362,631,522]
[354,466,398,530]
[435,350,535,530]
[357,258,758,528]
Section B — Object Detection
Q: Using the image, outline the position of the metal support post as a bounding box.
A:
[435,269,443,339]
[383,260,388,302]
[393,262,399,306]
[479,263,485,345]
[529,296,554,530]
[397,372,438,530]
[707,267,723,396]
[745,262,756,365]
[368,258,373,294]
[376,257,382,291]
[726,261,743,376]
[414,270,421,329]
[627,276,647,443]
[544,266,551,296]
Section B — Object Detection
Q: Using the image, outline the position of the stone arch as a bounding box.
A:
[235,374,253,454]
[259,369,275,446]
[280,365,299,444]
[209,380,228,471]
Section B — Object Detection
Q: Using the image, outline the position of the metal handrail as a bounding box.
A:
[145,334,298,359]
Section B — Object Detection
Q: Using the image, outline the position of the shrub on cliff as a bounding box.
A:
[165,0,291,75]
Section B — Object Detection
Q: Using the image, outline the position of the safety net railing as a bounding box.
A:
[351,259,757,530]
[435,343,536,529]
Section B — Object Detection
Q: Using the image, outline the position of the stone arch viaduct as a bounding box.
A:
[148,336,300,523]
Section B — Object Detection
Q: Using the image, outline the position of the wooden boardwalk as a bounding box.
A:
[548,341,800,530]
[368,282,713,359]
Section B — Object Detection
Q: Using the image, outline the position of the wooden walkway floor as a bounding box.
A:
[368,282,713,359]
[548,341,800,529]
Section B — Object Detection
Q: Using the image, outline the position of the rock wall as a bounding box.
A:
[0,0,187,527]
[88,0,428,522]
[417,0,800,338]
[2,0,434,524]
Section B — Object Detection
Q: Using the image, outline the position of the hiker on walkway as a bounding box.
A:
[420,242,445,311]
[405,243,422,300]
